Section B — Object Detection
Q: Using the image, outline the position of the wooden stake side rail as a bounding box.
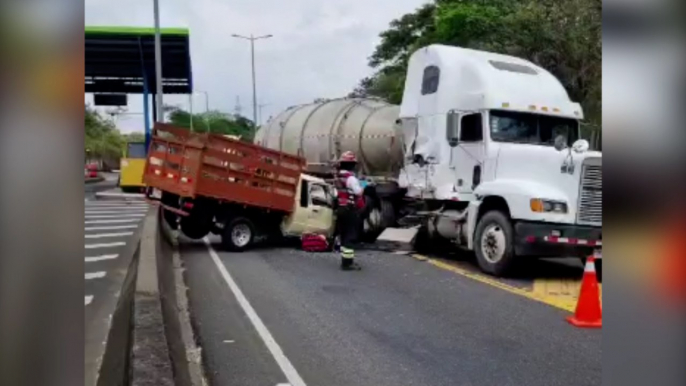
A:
[143,123,306,213]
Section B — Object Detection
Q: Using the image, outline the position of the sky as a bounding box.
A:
[85,0,429,133]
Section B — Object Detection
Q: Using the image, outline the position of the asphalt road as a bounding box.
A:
[180,239,602,386]
[84,197,151,385]
[84,172,118,200]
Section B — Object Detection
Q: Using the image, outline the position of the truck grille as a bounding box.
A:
[577,159,602,225]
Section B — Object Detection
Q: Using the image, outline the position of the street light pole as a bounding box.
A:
[153,0,164,123]
[251,35,257,131]
[231,33,272,136]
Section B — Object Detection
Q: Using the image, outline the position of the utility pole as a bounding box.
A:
[231,33,272,134]
[234,96,242,117]
[153,0,164,122]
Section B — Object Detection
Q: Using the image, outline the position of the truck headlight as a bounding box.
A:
[530,199,568,214]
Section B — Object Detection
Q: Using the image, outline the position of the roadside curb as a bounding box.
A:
[158,212,207,386]
[130,210,175,385]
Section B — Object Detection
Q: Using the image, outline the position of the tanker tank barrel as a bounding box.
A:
[254,97,403,178]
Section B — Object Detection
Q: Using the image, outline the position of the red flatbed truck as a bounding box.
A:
[143,123,309,250]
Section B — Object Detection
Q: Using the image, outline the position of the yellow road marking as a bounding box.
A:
[418,255,581,313]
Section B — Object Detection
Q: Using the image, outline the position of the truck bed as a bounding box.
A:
[143,123,306,213]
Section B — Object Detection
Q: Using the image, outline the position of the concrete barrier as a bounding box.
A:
[157,212,206,386]
[93,208,204,386]
[130,210,175,385]
[93,242,139,386]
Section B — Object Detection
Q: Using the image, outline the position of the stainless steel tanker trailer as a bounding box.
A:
[254,98,407,236]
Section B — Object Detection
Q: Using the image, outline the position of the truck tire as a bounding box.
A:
[474,210,516,277]
[379,199,396,228]
[180,217,211,240]
[221,217,255,252]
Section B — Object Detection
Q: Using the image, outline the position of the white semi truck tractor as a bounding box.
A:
[256,44,602,276]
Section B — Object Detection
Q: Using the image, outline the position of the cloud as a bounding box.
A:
[85,0,429,133]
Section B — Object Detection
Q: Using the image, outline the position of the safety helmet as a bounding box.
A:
[338,151,357,163]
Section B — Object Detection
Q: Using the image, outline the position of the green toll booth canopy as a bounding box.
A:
[85,26,193,94]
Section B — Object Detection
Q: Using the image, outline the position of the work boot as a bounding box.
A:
[340,247,355,270]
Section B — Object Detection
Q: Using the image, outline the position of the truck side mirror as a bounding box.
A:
[446,111,459,147]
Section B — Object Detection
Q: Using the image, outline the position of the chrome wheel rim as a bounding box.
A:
[231,223,252,247]
[481,224,506,264]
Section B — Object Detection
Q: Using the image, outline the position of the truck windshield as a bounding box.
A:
[489,110,579,146]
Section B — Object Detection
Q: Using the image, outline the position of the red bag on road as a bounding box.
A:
[301,233,329,252]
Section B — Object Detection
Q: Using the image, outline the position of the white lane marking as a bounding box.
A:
[85,203,149,207]
[85,225,138,231]
[84,202,150,209]
[85,210,149,214]
[85,219,141,224]
[85,271,106,280]
[85,295,93,305]
[85,254,119,262]
[85,242,126,249]
[276,384,292,386]
[204,238,307,386]
[85,232,134,239]
[85,214,146,219]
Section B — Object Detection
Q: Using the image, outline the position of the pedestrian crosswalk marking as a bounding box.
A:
[85,225,138,231]
[85,219,141,224]
[85,210,148,214]
[85,272,106,280]
[85,214,146,219]
[85,242,126,249]
[85,232,134,239]
[85,295,93,305]
[85,254,119,262]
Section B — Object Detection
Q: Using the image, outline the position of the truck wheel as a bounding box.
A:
[221,217,255,252]
[379,199,396,228]
[180,218,211,240]
[474,211,516,276]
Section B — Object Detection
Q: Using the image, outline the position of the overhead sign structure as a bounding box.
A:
[93,94,127,106]
[85,26,193,150]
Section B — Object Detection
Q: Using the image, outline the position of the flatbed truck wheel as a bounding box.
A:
[180,218,211,240]
[221,217,255,252]
[474,210,516,277]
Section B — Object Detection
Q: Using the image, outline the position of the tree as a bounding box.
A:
[165,106,256,142]
[85,105,126,159]
[354,0,601,125]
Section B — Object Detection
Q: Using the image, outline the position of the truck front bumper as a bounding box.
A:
[514,221,602,258]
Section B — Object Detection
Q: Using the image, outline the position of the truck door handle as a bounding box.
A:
[312,208,320,213]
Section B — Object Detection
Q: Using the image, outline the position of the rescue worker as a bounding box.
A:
[334,151,364,270]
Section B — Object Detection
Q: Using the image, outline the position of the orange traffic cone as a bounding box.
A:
[566,254,602,328]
